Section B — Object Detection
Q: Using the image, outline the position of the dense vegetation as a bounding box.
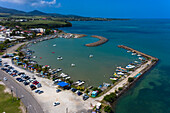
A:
[0,20,72,29]
[104,106,113,113]
[128,77,134,83]
[103,93,117,103]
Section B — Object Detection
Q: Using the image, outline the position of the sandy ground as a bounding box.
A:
[2,58,97,113]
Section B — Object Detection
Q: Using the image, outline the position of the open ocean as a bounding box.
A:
[29,19,170,113]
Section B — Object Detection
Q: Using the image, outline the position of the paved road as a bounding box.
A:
[0,70,44,113]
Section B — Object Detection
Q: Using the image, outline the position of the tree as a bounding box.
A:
[118,87,123,91]
[103,93,117,103]
[3,39,10,44]
[45,29,51,35]
[104,106,113,113]
[18,52,24,57]
[112,80,117,84]
[128,77,134,83]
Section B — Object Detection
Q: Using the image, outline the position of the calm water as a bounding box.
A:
[29,19,170,113]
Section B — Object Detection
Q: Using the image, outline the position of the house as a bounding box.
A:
[91,90,99,97]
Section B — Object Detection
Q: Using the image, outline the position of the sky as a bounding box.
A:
[0,0,170,18]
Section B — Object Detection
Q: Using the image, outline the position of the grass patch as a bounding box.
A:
[0,85,22,113]
[21,20,67,25]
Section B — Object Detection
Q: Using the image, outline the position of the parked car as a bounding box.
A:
[77,91,83,96]
[38,91,44,94]
[56,89,61,93]
[53,101,60,106]
[4,64,9,67]
[1,67,7,71]
[23,81,29,85]
[33,81,39,85]
[71,88,77,92]
[30,84,37,90]
[36,83,42,88]
[3,77,7,81]
[16,78,23,82]
[83,95,89,101]
[35,90,40,93]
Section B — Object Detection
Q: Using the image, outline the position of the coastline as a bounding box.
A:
[96,45,159,112]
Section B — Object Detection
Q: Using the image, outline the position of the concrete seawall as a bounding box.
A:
[85,35,108,47]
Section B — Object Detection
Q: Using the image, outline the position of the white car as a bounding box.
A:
[3,77,8,81]
[53,101,60,106]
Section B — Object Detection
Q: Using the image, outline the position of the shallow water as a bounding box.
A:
[29,19,170,113]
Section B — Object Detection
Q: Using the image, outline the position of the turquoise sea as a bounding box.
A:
[29,19,170,113]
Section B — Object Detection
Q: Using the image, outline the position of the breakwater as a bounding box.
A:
[118,45,159,61]
[85,35,108,47]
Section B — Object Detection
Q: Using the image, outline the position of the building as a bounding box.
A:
[91,91,99,97]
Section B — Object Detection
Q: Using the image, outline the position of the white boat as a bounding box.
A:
[57,68,62,72]
[127,51,131,53]
[71,64,75,67]
[132,53,137,55]
[65,76,71,80]
[77,81,85,86]
[33,56,37,58]
[57,56,63,60]
[137,54,141,57]
[117,72,124,75]
[53,44,56,46]
[89,54,93,58]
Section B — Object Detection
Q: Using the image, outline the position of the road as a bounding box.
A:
[0,70,44,113]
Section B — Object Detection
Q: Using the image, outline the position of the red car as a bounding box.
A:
[33,81,39,85]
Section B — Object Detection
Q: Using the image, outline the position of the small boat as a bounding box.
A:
[57,56,63,60]
[127,51,131,53]
[52,52,55,53]
[57,68,62,72]
[53,44,56,47]
[137,54,141,57]
[40,57,42,59]
[71,64,76,67]
[132,53,136,55]
[33,56,37,58]
[89,54,93,58]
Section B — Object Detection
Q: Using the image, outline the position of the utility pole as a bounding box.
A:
[66,108,68,113]
[11,89,14,102]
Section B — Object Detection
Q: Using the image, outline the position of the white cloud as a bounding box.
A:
[0,0,61,8]
[55,3,61,8]
[0,0,27,4]
[32,0,58,6]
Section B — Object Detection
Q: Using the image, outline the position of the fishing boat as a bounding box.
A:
[89,54,93,58]
[57,56,63,60]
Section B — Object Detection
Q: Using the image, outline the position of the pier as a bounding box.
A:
[118,45,159,61]
[85,35,108,47]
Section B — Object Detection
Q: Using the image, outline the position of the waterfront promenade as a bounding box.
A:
[94,60,152,101]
